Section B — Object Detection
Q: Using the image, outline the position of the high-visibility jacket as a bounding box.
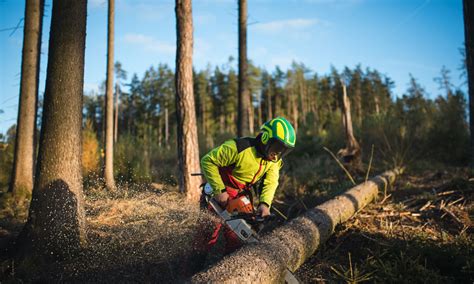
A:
[200,137,282,207]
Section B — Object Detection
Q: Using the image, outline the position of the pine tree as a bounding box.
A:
[20,0,87,259]
[238,0,250,137]
[175,0,201,202]
[9,0,44,196]
[104,0,116,191]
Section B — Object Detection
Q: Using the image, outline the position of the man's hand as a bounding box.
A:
[214,191,229,207]
[257,203,270,217]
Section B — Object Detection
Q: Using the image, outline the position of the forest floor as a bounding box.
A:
[0,168,473,283]
[296,168,474,283]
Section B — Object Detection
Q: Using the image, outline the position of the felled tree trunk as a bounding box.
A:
[191,169,401,283]
[338,81,362,171]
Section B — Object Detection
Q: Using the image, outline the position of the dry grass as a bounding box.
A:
[1,185,220,283]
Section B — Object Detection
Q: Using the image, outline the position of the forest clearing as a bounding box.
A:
[1,0,473,283]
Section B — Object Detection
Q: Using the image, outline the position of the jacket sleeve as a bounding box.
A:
[259,160,282,208]
[200,140,238,195]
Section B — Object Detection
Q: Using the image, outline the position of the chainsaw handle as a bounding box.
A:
[255,213,275,223]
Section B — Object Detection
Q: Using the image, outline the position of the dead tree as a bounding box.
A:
[192,169,401,283]
[464,0,474,166]
[175,0,201,202]
[238,0,251,137]
[9,0,44,196]
[19,0,87,259]
[338,80,362,171]
[104,0,116,191]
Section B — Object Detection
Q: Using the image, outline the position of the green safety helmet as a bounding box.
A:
[259,117,296,162]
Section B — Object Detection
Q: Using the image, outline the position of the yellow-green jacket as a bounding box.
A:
[200,137,282,207]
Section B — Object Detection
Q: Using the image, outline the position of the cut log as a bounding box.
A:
[191,169,401,283]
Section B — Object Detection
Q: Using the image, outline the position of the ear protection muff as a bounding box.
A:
[261,132,269,145]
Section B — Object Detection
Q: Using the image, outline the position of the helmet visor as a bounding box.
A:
[264,138,293,162]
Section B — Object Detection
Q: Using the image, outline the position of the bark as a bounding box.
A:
[299,77,307,125]
[291,91,299,132]
[257,93,262,128]
[266,79,273,120]
[9,0,44,196]
[19,0,87,259]
[338,81,362,170]
[237,0,250,137]
[165,106,169,149]
[192,169,401,283]
[175,0,201,202]
[104,0,116,191]
[464,0,474,166]
[114,83,119,143]
[249,95,254,134]
[374,94,380,115]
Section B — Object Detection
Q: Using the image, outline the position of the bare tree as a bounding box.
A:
[175,0,201,202]
[338,80,362,171]
[238,0,251,137]
[19,0,87,258]
[104,0,116,191]
[9,0,44,196]
[463,0,474,165]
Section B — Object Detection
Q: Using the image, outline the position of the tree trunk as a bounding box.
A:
[114,83,119,143]
[175,0,201,202]
[165,106,169,149]
[291,91,299,132]
[267,79,273,120]
[374,94,380,115]
[9,0,44,196]
[158,115,162,148]
[192,169,401,283]
[104,0,116,191]
[257,93,262,128]
[19,0,87,259]
[464,0,474,166]
[237,0,250,137]
[338,81,362,170]
[249,94,254,134]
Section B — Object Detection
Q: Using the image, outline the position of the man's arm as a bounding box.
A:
[259,159,283,208]
[200,140,238,195]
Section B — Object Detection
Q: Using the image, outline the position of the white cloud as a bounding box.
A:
[84,82,100,94]
[252,18,329,34]
[89,0,106,8]
[195,13,217,25]
[122,34,175,55]
[302,0,364,5]
[194,37,212,59]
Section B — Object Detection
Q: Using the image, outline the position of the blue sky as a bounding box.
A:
[0,0,466,134]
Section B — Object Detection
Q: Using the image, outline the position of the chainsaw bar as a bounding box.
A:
[207,197,299,284]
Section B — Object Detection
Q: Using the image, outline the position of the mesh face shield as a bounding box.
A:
[263,138,293,162]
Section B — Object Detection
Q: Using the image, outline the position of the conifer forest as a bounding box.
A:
[0,0,473,282]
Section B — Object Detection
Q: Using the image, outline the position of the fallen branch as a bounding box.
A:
[191,169,401,283]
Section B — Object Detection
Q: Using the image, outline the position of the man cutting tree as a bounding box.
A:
[200,117,296,252]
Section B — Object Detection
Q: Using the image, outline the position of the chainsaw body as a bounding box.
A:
[206,194,260,243]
